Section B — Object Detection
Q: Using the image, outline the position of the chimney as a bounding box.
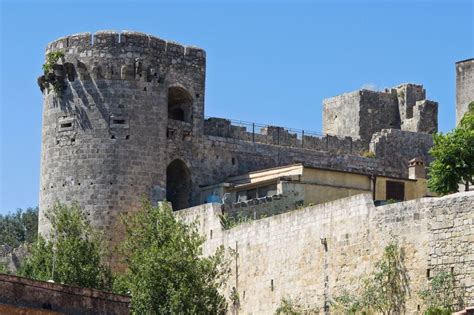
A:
[408,158,425,179]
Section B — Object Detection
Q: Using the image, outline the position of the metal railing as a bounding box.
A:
[204,116,359,154]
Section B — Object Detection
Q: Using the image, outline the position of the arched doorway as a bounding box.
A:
[166,159,191,211]
[168,86,193,122]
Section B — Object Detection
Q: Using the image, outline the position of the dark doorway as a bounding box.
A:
[168,86,193,122]
[166,159,191,211]
[386,181,405,201]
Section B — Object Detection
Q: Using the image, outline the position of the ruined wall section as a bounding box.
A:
[456,58,474,124]
[179,192,473,314]
[39,31,205,249]
[395,83,425,123]
[370,129,434,177]
[323,84,437,143]
[402,100,438,134]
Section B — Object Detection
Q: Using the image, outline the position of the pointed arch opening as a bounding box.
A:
[166,159,191,211]
[168,86,193,122]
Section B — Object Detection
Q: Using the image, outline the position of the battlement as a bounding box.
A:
[46,30,205,59]
[204,117,367,155]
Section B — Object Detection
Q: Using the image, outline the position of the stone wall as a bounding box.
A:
[370,128,434,175]
[39,31,205,250]
[0,244,28,274]
[0,274,130,315]
[178,191,473,314]
[322,91,362,139]
[402,100,438,134]
[358,89,401,143]
[197,135,402,189]
[204,118,366,155]
[456,58,474,124]
[322,84,437,143]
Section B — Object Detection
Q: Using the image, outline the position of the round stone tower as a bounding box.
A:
[38,31,206,247]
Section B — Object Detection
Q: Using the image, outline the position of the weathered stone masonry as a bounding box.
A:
[456,58,474,124]
[38,30,438,251]
[178,191,474,314]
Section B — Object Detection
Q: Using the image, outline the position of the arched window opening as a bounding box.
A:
[168,87,193,122]
[166,159,192,211]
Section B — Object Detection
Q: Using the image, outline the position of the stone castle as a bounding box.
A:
[38,31,473,313]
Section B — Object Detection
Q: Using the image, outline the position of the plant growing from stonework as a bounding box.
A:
[114,201,232,314]
[18,203,113,291]
[428,102,474,195]
[230,286,240,313]
[362,151,376,158]
[275,296,319,315]
[418,270,457,315]
[332,238,409,314]
[0,262,8,274]
[40,51,66,96]
[219,212,253,229]
[42,51,64,74]
[331,291,363,314]
[362,238,409,314]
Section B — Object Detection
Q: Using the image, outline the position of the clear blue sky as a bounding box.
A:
[0,0,473,214]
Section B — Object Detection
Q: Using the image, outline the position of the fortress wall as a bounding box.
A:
[204,118,368,155]
[178,191,473,314]
[195,135,400,190]
[185,132,429,205]
[370,129,434,173]
[456,58,474,124]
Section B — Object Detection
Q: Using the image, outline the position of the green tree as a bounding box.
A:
[18,203,113,291]
[418,271,456,315]
[360,239,408,314]
[0,207,38,247]
[428,102,474,194]
[115,201,231,314]
[332,238,408,314]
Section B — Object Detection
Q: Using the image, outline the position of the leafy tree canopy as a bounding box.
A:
[18,203,113,291]
[114,201,231,314]
[428,102,474,195]
[0,207,38,247]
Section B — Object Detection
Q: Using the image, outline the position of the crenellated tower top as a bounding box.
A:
[46,30,205,60]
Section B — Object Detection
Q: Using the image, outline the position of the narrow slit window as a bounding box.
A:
[112,119,126,125]
[60,122,72,129]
